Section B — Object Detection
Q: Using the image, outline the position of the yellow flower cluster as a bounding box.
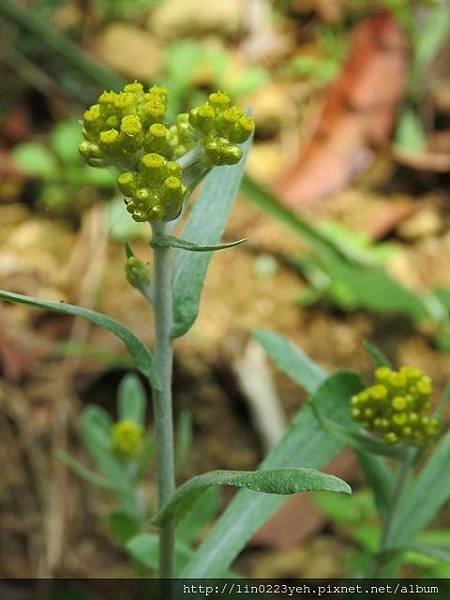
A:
[78,83,254,222]
[111,420,144,457]
[350,366,441,447]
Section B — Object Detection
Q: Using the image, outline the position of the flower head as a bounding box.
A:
[111,420,144,457]
[350,366,441,447]
[79,83,254,223]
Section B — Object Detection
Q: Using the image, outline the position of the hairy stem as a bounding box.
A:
[369,449,416,577]
[151,221,176,577]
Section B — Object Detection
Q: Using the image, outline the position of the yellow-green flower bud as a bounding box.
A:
[124,81,144,94]
[189,103,216,133]
[125,256,151,290]
[141,153,167,184]
[208,91,231,111]
[143,99,166,124]
[144,123,168,153]
[117,171,137,196]
[111,420,144,457]
[350,365,440,448]
[230,115,255,144]
[149,85,168,107]
[121,115,143,137]
[215,106,240,136]
[161,176,186,220]
[99,128,120,153]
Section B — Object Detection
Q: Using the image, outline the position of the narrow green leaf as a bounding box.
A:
[80,406,125,484]
[362,340,392,369]
[397,542,450,565]
[154,467,351,527]
[57,451,113,490]
[357,453,394,523]
[181,371,362,576]
[389,431,450,543]
[126,533,192,575]
[253,329,326,394]
[152,234,248,252]
[0,289,156,386]
[118,373,146,426]
[171,137,252,338]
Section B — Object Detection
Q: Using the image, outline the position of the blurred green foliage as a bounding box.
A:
[12,120,116,215]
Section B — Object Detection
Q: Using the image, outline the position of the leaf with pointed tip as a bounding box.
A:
[388,542,450,565]
[253,329,326,394]
[171,137,252,338]
[389,431,450,543]
[118,373,146,426]
[153,234,248,252]
[357,453,393,523]
[57,451,114,490]
[362,340,392,369]
[181,370,362,576]
[154,467,351,528]
[0,289,156,386]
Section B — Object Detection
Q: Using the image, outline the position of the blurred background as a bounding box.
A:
[0,0,449,579]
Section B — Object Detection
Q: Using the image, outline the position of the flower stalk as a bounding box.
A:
[151,221,176,577]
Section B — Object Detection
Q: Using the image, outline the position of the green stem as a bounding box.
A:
[151,221,176,577]
[369,449,416,577]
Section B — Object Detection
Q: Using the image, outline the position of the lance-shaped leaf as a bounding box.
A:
[171,137,252,338]
[57,451,114,490]
[152,234,248,252]
[154,467,351,528]
[0,289,156,386]
[253,329,327,394]
[362,340,392,369]
[118,373,146,426]
[181,370,362,576]
[357,453,393,523]
[389,431,450,544]
[382,542,450,566]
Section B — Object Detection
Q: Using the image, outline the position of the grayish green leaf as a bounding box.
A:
[154,467,351,527]
[152,234,248,252]
[0,289,155,386]
[181,371,362,576]
[389,431,450,543]
[171,137,252,338]
[357,453,394,523]
[253,329,326,394]
[118,373,146,426]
